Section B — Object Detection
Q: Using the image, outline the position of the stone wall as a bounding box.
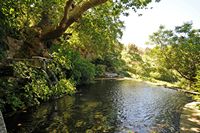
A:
[0,111,7,133]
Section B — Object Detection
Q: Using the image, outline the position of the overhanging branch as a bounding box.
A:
[40,0,108,41]
[60,0,74,27]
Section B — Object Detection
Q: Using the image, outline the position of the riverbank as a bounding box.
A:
[96,76,200,98]
[103,77,200,95]
[96,77,176,88]
[3,77,199,132]
[144,80,200,95]
[4,79,190,133]
[180,102,200,133]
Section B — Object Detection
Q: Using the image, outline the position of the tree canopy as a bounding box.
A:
[0,0,161,58]
[148,22,200,84]
[0,0,162,111]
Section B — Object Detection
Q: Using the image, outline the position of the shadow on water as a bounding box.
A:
[4,80,191,133]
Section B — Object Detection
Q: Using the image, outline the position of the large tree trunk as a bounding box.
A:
[3,0,108,59]
[40,0,108,41]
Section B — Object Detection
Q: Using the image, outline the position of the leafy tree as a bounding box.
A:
[148,23,200,85]
[68,2,124,59]
[1,0,160,57]
[0,0,161,111]
[194,70,200,92]
[121,44,146,77]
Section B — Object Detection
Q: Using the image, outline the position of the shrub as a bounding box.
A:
[72,56,96,84]
[52,79,75,96]
[194,70,200,92]
[0,58,76,111]
[51,41,96,84]
[95,64,106,77]
[0,78,25,111]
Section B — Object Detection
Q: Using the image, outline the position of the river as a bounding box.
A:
[4,79,190,133]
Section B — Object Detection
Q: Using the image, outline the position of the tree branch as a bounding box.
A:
[40,0,108,41]
[175,68,194,82]
[59,0,74,27]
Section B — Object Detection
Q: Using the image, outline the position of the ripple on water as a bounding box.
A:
[4,80,190,133]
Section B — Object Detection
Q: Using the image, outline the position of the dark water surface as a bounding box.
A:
[4,80,190,133]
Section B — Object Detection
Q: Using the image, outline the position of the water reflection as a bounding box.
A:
[5,80,190,133]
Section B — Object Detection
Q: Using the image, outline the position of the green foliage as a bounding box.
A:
[14,60,74,105]
[52,79,75,95]
[148,22,200,85]
[95,65,106,77]
[104,52,123,72]
[68,2,125,60]
[0,0,160,112]
[51,40,96,84]
[0,78,25,111]
[137,62,152,77]
[193,70,200,100]
[122,44,148,77]
[72,55,96,84]
[6,94,24,111]
[150,68,178,82]
[194,70,200,92]
[0,0,159,42]
[0,57,75,111]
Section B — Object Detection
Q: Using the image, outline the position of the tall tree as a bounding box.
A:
[148,23,200,84]
[1,0,160,57]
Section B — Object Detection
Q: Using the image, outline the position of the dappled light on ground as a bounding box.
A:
[180,102,200,133]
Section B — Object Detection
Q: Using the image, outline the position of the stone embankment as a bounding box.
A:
[0,111,7,133]
[104,72,119,78]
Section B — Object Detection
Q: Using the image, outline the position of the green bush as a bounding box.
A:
[0,78,25,111]
[194,70,200,92]
[191,70,200,101]
[72,56,96,84]
[52,79,75,96]
[0,58,76,111]
[95,64,106,77]
[158,69,178,83]
[149,68,178,83]
[51,41,96,84]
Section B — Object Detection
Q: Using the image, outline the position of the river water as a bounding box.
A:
[5,79,190,133]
